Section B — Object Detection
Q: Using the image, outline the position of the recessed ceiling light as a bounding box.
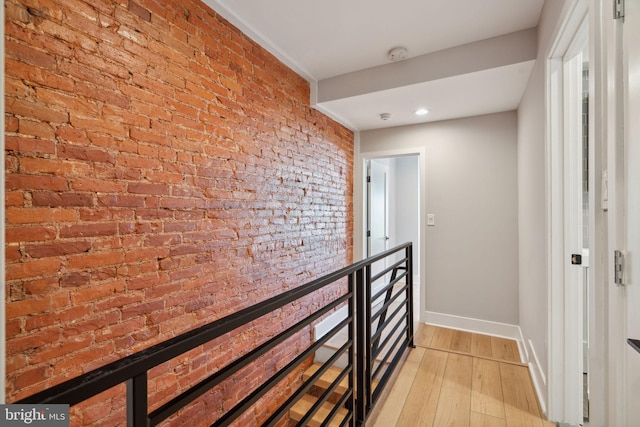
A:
[414,108,429,116]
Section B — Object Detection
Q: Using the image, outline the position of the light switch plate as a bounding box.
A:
[427,214,435,226]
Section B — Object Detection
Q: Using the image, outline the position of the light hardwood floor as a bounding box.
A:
[372,324,556,427]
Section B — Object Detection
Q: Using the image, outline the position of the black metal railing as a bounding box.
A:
[16,243,415,427]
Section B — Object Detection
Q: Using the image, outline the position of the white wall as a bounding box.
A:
[361,111,519,326]
[517,0,570,412]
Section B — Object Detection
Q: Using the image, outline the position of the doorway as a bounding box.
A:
[364,154,421,323]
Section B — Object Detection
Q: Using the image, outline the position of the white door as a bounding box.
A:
[622,0,640,422]
[367,159,389,257]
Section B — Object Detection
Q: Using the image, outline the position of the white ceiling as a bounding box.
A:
[202,0,544,131]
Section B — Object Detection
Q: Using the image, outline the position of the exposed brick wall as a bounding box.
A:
[4,0,354,424]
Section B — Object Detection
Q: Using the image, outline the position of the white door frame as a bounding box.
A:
[592,0,627,424]
[546,0,589,423]
[355,145,426,322]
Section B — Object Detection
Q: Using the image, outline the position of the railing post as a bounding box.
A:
[363,265,372,415]
[127,373,149,427]
[355,267,366,426]
[407,244,415,348]
[348,272,356,426]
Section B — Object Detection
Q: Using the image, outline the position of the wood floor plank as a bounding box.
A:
[430,327,454,352]
[499,363,543,427]
[373,347,426,427]
[433,353,473,427]
[414,323,436,348]
[470,412,507,427]
[471,333,493,359]
[395,349,449,426]
[490,336,520,363]
[449,329,472,353]
[471,358,505,419]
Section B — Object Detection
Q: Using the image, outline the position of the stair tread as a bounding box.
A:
[305,363,349,394]
[289,395,348,427]
[305,362,381,393]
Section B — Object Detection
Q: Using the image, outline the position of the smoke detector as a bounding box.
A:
[379,113,392,121]
[388,47,408,62]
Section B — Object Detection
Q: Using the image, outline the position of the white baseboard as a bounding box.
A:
[423,311,522,343]
[527,339,548,416]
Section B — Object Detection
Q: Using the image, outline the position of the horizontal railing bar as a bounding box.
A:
[371,300,406,346]
[213,317,353,426]
[370,258,407,284]
[371,285,407,324]
[372,314,406,362]
[372,336,410,404]
[371,272,407,306]
[150,292,352,425]
[362,242,412,266]
[372,324,409,382]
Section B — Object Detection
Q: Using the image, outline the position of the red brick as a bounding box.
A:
[67,252,125,270]
[5,39,57,69]
[71,178,127,193]
[6,97,68,123]
[32,191,94,207]
[13,366,50,390]
[18,119,55,139]
[5,226,57,243]
[6,207,79,224]
[25,241,92,258]
[35,87,100,117]
[69,114,127,138]
[5,58,75,92]
[70,280,126,304]
[76,82,131,109]
[37,17,98,52]
[75,49,130,80]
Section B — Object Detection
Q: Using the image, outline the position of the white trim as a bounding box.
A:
[517,327,529,363]
[529,339,547,386]
[529,361,548,416]
[423,311,522,347]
